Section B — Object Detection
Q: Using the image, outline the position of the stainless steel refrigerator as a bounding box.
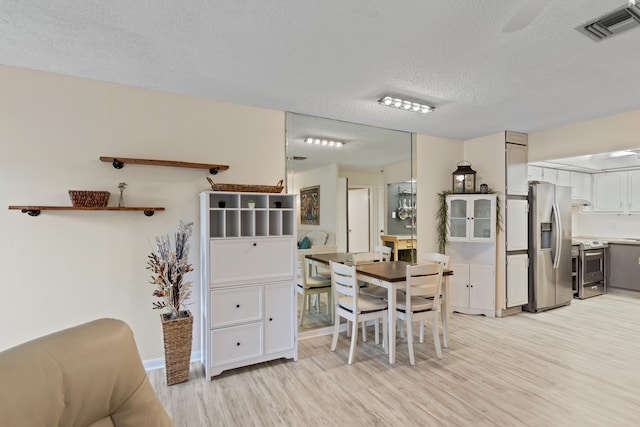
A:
[524,182,572,312]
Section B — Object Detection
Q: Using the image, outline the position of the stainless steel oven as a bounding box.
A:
[573,239,608,299]
[581,248,605,284]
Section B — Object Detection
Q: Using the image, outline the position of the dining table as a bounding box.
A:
[305,252,453,364]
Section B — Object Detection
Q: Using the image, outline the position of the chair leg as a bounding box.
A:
[398,319,404,338]
[432,313,442,359]
[374,319,380,345]
[362,321,367,342]
[347,320,351,337]
[331,311,340,352]
[382,314,388,355]
[406,317,415,365]
[419,320,424,343]
[348,317,359,365]
[441,309,448,349]
[299,292,306,326]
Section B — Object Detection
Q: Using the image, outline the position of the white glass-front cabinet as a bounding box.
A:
[446,194,497,317]
[447,195,496,242]
[200,191,297,379]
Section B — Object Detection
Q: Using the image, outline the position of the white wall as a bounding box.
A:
[0,66,285,360]
[415,134,464,254]
[290,163,339,245]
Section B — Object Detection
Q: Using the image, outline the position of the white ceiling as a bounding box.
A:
[2,0,640,142]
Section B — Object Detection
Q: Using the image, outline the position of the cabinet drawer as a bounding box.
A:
[211,287,263,328]
[211,323,263,367]
[396,239,415,250]
[210,238,294,285]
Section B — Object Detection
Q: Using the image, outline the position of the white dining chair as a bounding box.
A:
[296,252,332,326]
[351,252,385,342]
[419,252,450,347]
[330,261,388,365]
[394,262,445,364]
[372,245,392,261]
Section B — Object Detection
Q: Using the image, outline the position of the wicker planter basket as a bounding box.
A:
[68,190,110,207]
[160,310,193,386]
[206,177,284,193]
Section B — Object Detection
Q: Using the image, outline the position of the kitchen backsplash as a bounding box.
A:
[573,211,640,239]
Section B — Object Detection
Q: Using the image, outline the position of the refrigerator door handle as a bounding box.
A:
[552,202,562,270]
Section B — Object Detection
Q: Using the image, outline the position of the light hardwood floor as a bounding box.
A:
[149,292,640,426]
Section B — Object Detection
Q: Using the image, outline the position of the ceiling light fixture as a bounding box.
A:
[304,137,344,148]
[378,95,435,114]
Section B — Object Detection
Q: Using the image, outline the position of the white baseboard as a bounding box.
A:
[143,350,201,372]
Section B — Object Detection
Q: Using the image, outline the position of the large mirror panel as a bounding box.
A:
[286,112,415,332]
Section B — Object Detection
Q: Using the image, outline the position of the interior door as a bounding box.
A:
[348,187,370,252]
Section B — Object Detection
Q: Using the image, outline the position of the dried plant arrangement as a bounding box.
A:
[147,221,194,319]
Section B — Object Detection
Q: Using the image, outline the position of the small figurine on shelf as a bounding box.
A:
[248,199,255,209]
[118,182,127,207]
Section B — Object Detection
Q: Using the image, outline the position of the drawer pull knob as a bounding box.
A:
[253,242,257,246]
[269,317,273,321]
[236,304,240,308]
[236,342,240,346]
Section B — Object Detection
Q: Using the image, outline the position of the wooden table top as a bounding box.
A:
[305,252,452,283]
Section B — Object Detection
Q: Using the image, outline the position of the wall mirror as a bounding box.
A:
[285,112,415,333]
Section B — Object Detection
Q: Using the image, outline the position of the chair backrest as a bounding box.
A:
[420,252,450,268]
[330,261,358,301]
[352,252,383,265]
[405,262,444,312]
[296,252,311,285]
[372,245,392,261]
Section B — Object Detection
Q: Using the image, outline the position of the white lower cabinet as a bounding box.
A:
[506,254,529,307]
[449,263,495,317]
[201,191,297,380]
[265,282,295,354]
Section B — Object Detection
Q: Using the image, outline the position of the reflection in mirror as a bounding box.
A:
[285,112,414,332]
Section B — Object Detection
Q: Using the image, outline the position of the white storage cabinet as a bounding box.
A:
[447,194,496,242]
[200,191,297,379]
[446,194,497,317]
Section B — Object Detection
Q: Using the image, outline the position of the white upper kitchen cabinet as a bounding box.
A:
[593,172,626,212]
[542,168,557,184]
[506,143,528,196]
[556,170,571,187]
[528,165,543,182]
[628,170,640,212]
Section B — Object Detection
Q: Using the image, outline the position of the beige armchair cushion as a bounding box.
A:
[0,318,173,427]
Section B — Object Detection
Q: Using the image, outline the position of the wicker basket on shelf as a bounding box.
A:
[68,190,110,207]
[206,177,284,193]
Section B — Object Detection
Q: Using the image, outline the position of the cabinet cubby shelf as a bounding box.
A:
[202,192,295,238]
[100,156,230,175]
[8,206,165,217]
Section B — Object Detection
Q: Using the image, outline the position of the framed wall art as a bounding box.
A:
[300,185,320,225]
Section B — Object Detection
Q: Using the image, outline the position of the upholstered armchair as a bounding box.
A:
[0,318,173,427]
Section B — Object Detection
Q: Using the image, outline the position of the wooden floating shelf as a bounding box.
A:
[8,206,165,217]
[99,156,230,175]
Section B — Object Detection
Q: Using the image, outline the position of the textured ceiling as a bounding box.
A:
[2,0,640,142]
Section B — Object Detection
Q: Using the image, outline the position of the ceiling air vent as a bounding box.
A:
[576,2,640,42]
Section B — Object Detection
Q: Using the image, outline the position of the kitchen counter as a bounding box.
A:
[573,236,640,246]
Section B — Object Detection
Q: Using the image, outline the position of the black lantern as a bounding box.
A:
[452,161,476,193]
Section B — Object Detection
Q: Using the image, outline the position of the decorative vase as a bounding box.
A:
[218,200,226,208]
[160,310,193,386]
[248,202,255,209]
